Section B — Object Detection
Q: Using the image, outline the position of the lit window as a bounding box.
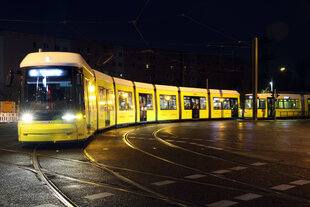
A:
[160,95,177,110]
[118,90,133,110]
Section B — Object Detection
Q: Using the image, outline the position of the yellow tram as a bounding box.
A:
[17,51,241,142]
[243,93,302,118]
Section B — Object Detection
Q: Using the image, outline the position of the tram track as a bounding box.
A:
[122,127,310,204]
[153,127,310,180]
[32,146,78,207]
[2,123,310,206]
[3,133,310,206]
[0,157,189,204]
[0,147,193,206]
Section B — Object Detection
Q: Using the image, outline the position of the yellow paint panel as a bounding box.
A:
[209,93,240,119]
[180,91,208,119]
[156,90,179,121]
[115,84,135,124]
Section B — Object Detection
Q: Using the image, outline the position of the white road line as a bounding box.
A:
[166,139,174,142]
[151,180,176,186]
[230,166,247,171]
[271,184,295,191]
[34,204,59,207]
[84,192,114,200]
[290,180,310,185]
[212,169,231,174]
[234,193,262,201]
[251,162,267,166]
[207,200,238,207]
[63,185,81,189]
[184,174,206,179]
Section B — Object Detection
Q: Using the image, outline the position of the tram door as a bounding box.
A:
[267,98,275,117]
[139,94,148,121]
[191,97,200,119]
[230,98,238,118]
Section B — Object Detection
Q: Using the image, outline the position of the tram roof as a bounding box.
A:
[155,84,179,91]
[113,77,134,86]
[20,52,91,69]
[179,87,207,93]
[134,81,154,89]
[93,70,113,83]
[209,89,239,95]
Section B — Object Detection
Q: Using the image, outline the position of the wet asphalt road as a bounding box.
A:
[1,119,310,206]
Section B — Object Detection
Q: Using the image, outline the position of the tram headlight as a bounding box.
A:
[21,113,33,122]
[62,113,75,121]
[62,113,83,121]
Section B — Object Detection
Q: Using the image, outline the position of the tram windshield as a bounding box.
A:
[23,68,74,112]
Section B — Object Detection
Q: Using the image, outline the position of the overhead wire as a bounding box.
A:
[181,14,243,44]
[131,0,151,49]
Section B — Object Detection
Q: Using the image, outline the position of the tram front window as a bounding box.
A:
[22,68,77,120]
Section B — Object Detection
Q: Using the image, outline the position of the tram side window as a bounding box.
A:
[200,97,207,110]
[222,98,230,109]
[245,99,252,109]
[258,99,266,109]
[160,95,177,110]
[276,99,299,109]
[213,98,221,110]
[139,93,153,110]
[213,98,230,110]
[245,98,265,109]
[118,90,133,110]
[184,96,191,110]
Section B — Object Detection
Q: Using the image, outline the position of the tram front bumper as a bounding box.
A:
[19,122,78,142]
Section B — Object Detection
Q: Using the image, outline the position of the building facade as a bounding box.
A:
[0,31,251,101]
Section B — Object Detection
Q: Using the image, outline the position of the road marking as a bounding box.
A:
[207,146,223,150]
[166,139,174,142]
[271,184,295,191]
[151,180,176,186]
[251,162,267,166]
[34,204,59,207]
[212,169,231,174]
[184,174,206,179]
[230,166,247,171]
[84,192,114,200]
[63,185,81,189]
[176,140,186,143]
[207,200,238,207]
[290,180,310,185]
[234,193,262,201]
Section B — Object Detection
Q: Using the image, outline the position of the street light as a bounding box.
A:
[280,67,286,72]
[270,81,273,92]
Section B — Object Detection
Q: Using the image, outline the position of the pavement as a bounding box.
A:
[1,120,310,206]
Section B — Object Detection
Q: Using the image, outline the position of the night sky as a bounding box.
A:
[0,1,309,74]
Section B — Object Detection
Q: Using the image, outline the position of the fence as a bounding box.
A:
[0,113,18,123]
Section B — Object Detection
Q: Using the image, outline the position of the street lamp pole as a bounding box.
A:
[252,37,258,121]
